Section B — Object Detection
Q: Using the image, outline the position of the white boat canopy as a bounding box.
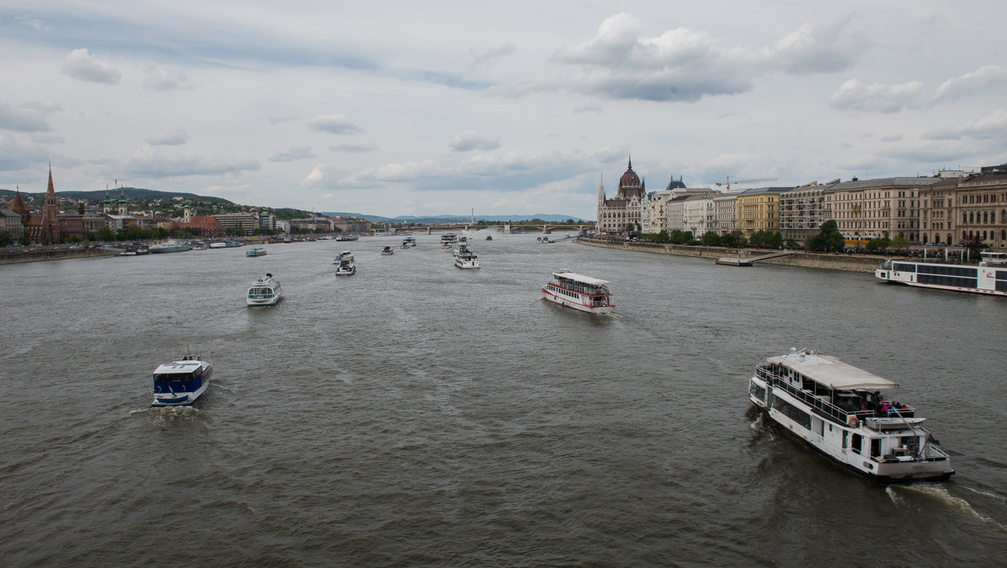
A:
[154,361,204,374]
[768,353,900,390]
[553,271,609,286]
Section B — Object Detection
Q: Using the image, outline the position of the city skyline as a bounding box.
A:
[2,1,1006,221]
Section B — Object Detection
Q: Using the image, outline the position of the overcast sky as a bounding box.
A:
[2,1,1005,220]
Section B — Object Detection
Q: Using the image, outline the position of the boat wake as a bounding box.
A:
[889,484,1007,534]
[750,413,764,432]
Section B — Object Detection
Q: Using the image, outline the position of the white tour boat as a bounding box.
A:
[542,270,614,314]
[151,354,213,407]
[749,349,954,483]
[453,244,480,269]
[440,233,457,248]
[149,240,191,254]
[247,273,282,306]
[335,251,356,275]
[245,247,267,257]
[875,251,1006,296]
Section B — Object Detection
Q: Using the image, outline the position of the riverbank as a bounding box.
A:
[0,247,120,265]
[575,238,884,273]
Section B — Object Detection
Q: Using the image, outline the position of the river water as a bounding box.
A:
[2,233,1005,567]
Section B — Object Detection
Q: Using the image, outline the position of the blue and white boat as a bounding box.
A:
[151,355,213,407]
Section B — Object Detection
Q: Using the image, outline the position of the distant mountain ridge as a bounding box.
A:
[0,187,589,221]
[322,212,591,223]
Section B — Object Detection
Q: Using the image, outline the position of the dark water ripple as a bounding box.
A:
[2,234,1006,567]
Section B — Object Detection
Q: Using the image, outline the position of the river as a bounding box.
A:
[2,232,1005,567]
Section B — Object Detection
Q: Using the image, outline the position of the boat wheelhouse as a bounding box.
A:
[453,244,480,269]
[875,252,1007,296]
[335,252,356,275]
[151,355,213,407]
[749,349,953,483]
[247,273,282,306]
[542,270,614,314]
[245,247,267,257]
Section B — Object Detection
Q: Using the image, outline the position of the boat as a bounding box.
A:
[453,244,480,269]
[209,242,227,249]
[335,251,356,275]
[151,354,213,407]
[245,247,267,257]
[381,246,394,255]
[875,251,1007,296]
[247,273,282,306]
[335,234,359,241]
[149,240,191,254]
[537,236,554,244]
[403,236,416,247]
[542,270,614,313]
[440,233,457,248]
[486,235,493,241]
[749,349,954,483]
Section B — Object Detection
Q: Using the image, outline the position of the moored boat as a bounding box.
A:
[749,349,954,483]
[247,273,282,305]
[151,354,213,407]
[149,240,191,254]
[542,270,614,313]
[245,247,267,257]
[875,251,1007,296]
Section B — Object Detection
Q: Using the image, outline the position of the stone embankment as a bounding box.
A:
[0,247,119,265]
[575,238,884,273]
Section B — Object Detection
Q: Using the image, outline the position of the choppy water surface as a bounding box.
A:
[2,234,1006,567]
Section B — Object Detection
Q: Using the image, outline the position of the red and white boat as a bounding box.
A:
[542,270,614,314]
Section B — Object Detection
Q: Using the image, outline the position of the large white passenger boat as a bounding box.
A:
[247,273,282,305]
[334,251,356,275]
[454,244,480,269]
[875,251,1007,296]
[542,270,614,314]
[749,349,954,483]
[149,240,191,254]
[151,355,213,407]
[440,233,457,248]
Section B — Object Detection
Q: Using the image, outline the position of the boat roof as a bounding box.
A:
[553,271,609,286]
[153,360,206,374]
[768,352,899,390]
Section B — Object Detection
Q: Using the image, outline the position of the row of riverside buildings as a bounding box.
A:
[597,158,1007,248]
[0,169,371,244]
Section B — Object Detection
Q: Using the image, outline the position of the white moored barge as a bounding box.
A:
[875,251,1007,296]
[749,349,953,483]
[542,270,614,314]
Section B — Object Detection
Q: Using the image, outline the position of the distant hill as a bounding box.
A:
[0,187,234,205]
[321,212,592,223]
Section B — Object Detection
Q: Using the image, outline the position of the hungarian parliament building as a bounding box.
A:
[596,158,1007,249]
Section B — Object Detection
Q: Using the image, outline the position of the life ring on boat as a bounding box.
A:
[847,416,859,428]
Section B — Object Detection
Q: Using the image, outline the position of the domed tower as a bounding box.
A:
[616,157,644,200]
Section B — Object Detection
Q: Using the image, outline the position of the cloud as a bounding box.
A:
[301,164,327,187]
[269,146,316,162]
[145,128,190,146]
[269,115,298,126]
[448,131,501,152]
[469,43,517,66]
[61,48,122,85]
[0,101,61,133]
[0,133,50,172]
[143,64,197,91]
[307,114,362,134]
[329,143,378,153]
[525,13,865,103]
[933,65,1007,103]
[924,109,1007,141]
[123,146,260,177]
[829,79,923,113]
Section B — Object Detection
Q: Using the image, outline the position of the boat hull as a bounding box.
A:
[152,381,209,407]
[749,375,954,483]
[542,288,614,314]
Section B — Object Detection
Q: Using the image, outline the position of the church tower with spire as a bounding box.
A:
[42,166,61,242]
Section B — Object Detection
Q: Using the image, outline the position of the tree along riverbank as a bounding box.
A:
[575,238,884,273]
